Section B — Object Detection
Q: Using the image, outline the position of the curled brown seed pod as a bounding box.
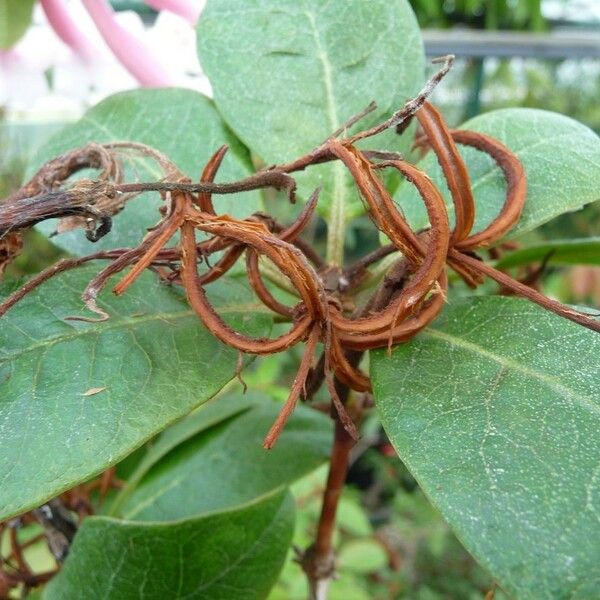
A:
[245,188,321,318]
[197,245,246,285]
[192,215,327,320]
[412,103,525,257]
[326,143,450,335]
[417,104,598,333]
[65,186,190,321]
[450,129,526,250]
[112,189,189,297]
[104,142,181,180]
[192,148,247,285]
[0,181,118,242]
[197,145,229,214]
[181,209,319,355]
[338,274,448,351]
[263,324,321,449]
[245,250,295,318]
[327,139,422,265]
[5,143,123,204]
[328,331,371,392]
[416,101,475,243]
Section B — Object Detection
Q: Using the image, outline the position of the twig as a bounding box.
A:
[0,181,117,243]
[347,55,455,143]
[297,420,356,600]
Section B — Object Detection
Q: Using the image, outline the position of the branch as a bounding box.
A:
[0,181,118,242]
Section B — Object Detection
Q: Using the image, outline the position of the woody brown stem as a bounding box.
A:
[0,181,117,240]
[297,250,424,598]
[299,414,356,600]
[314,419,355,556]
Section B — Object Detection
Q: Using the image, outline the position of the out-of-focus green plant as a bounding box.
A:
[409,0,545,30]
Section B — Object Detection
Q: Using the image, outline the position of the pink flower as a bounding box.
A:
[81,0,174,87]
[40,0,95,61]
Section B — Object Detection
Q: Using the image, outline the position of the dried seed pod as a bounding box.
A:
[416,101,475,243]
[450,129,526,250]
[326,143,450,336]
[181,211,320,355]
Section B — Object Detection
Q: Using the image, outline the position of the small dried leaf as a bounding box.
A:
[82,387,107,397]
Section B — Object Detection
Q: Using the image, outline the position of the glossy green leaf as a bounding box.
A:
[395,109,600,238]
[44,491,294,600]
[30,88,260,255]
[371,296,600,599]
[113,398,332,521]
[198,0,424,219]
[0,0,35,49]
[496,237,600,269]
[0,266,271,520]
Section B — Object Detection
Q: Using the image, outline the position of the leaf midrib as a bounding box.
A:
[304,4,347,240]
[1,303,271,363]
[187,494,288,597]
[303,4,337,132]
[423,328,600,416]
[122,473,187,520]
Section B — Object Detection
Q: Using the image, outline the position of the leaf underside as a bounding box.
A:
[198,0,425,219]
[113,396,332,521]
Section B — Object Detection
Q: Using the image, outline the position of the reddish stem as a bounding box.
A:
[300,419,356,600]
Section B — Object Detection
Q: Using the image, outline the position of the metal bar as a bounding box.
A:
[423,29,600,59]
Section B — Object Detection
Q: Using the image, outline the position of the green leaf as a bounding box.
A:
[496,237,600,269]
[44,491,294,600]
[395,109,600,239]
[0,266,271,520]
[109,393,258,514]
[30,88,260,255]
[0,0,35,49]
[338,540,388,574]
[113,398,332,521]
[371,296,600,599]
[197,0,424,221]
[337,496,372,537]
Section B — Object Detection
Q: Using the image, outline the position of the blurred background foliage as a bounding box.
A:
[411,0,546,30]
[1,1,599,598]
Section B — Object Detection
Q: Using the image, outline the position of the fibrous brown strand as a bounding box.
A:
[263,324,321,449]
[416,101,475,243]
